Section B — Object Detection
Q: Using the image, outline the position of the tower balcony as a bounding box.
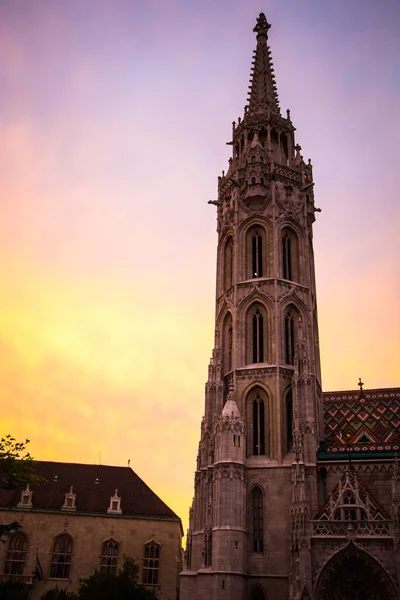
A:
[242,182,270,208]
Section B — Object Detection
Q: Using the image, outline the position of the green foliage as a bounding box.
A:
[40,589,77,600]
[39,558,158,600]
[0,521,21,538]
[76,556,158,600]
[0,580,31,600]
[0,435,44,489]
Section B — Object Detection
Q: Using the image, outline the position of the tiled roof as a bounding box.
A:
[0,461,180,522]
[323,387,400,454]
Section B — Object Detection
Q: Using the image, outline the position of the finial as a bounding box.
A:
[253,13,271,39]
[358,377,364,399]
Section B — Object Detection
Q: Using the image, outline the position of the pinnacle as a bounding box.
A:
[247,13,280,117]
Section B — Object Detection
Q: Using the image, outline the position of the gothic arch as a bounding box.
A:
[250,584,265,600]
[217,228,235,296]
[247,225,266,279]
[222,311,233,375]
[245,303,268,366]
[246,386,269,457]
[223,235,234,292]
[237,283,274,313]
[280,288,310,319]
[281,225,299,282]
[237,293,272,367]
[314,542,397,600]
[284,384,293,453]
[237,216,272,281]
[282,303,300,366]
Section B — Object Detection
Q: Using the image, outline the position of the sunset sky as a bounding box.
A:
[1,0,399,536]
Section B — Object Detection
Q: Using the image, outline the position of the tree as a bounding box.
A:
[0,435,44,538]
[0,580,31,600]
[0,435,42,489]
[40,589,77,600]
[74,557,158,600]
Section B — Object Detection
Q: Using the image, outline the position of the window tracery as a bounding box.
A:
[224,237,233,290]
[252,309,264,363]
[252,392,265,456]
[281,228,298,281]
[284,309,296,365]
[223,313,233,374]
[251,229,263,278]
[316,469,388,523]
[143,542,160,585]
[4,531,28,577]
[101,539,119,575]
[251,487,264,553]
[286,387,293,452]
[50,532,73,579]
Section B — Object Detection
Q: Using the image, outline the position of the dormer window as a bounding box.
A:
[18,484,32,508]
[62,486,76,511]
[107,489,122,514]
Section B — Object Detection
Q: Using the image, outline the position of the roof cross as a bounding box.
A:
[358,377,364,398]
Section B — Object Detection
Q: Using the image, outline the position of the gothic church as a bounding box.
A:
[180,14,400,600]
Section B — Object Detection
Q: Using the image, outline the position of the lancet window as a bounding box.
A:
[4,531,28,577]
[143,542,160,585]
[101,539,119,575]
[252,308,264,363]
[50,532,73,579]
[251,230,263,278]
[252,392,265,456]
[282,228,297,281]
[223,313,233,374]
[224,237,233,290]
[286,388,293,452]
[284,310,296,365]
[251,487,264,553]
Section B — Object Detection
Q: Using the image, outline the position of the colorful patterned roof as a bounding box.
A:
[322,387,400,454]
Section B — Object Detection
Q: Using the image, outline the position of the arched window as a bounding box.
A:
[252,309,264,363]
[143,542,160,585]
[282,228,298,281]
[284,310,296,365]
[205,530,212,567]
[251,585,265,600]
[286,388,293,452]
[50,532,73,579]
[247,304,266,365]
[101,539,119,575]
[251,487,264,553]
[251,229,263,278]
[223,313,233,374]
[4,531,28,577]
[224,237,233,291]
[253,393,265,455]
[282,233,292,280]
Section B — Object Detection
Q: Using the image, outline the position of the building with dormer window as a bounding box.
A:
[0,461,182,600]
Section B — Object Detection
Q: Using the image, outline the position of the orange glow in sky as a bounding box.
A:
[0,1,399,537]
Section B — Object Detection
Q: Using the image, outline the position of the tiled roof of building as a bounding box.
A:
[322,387,400,455]
[0,461,180,522]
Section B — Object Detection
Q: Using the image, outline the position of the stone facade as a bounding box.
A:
[180,13,400,600]
[0,461,182,600]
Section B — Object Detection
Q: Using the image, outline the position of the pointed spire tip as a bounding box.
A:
[253,12,271,39]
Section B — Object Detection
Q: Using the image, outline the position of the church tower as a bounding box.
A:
[181,14,323,600]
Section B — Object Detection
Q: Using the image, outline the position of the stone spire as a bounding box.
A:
[247,13,280,117]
